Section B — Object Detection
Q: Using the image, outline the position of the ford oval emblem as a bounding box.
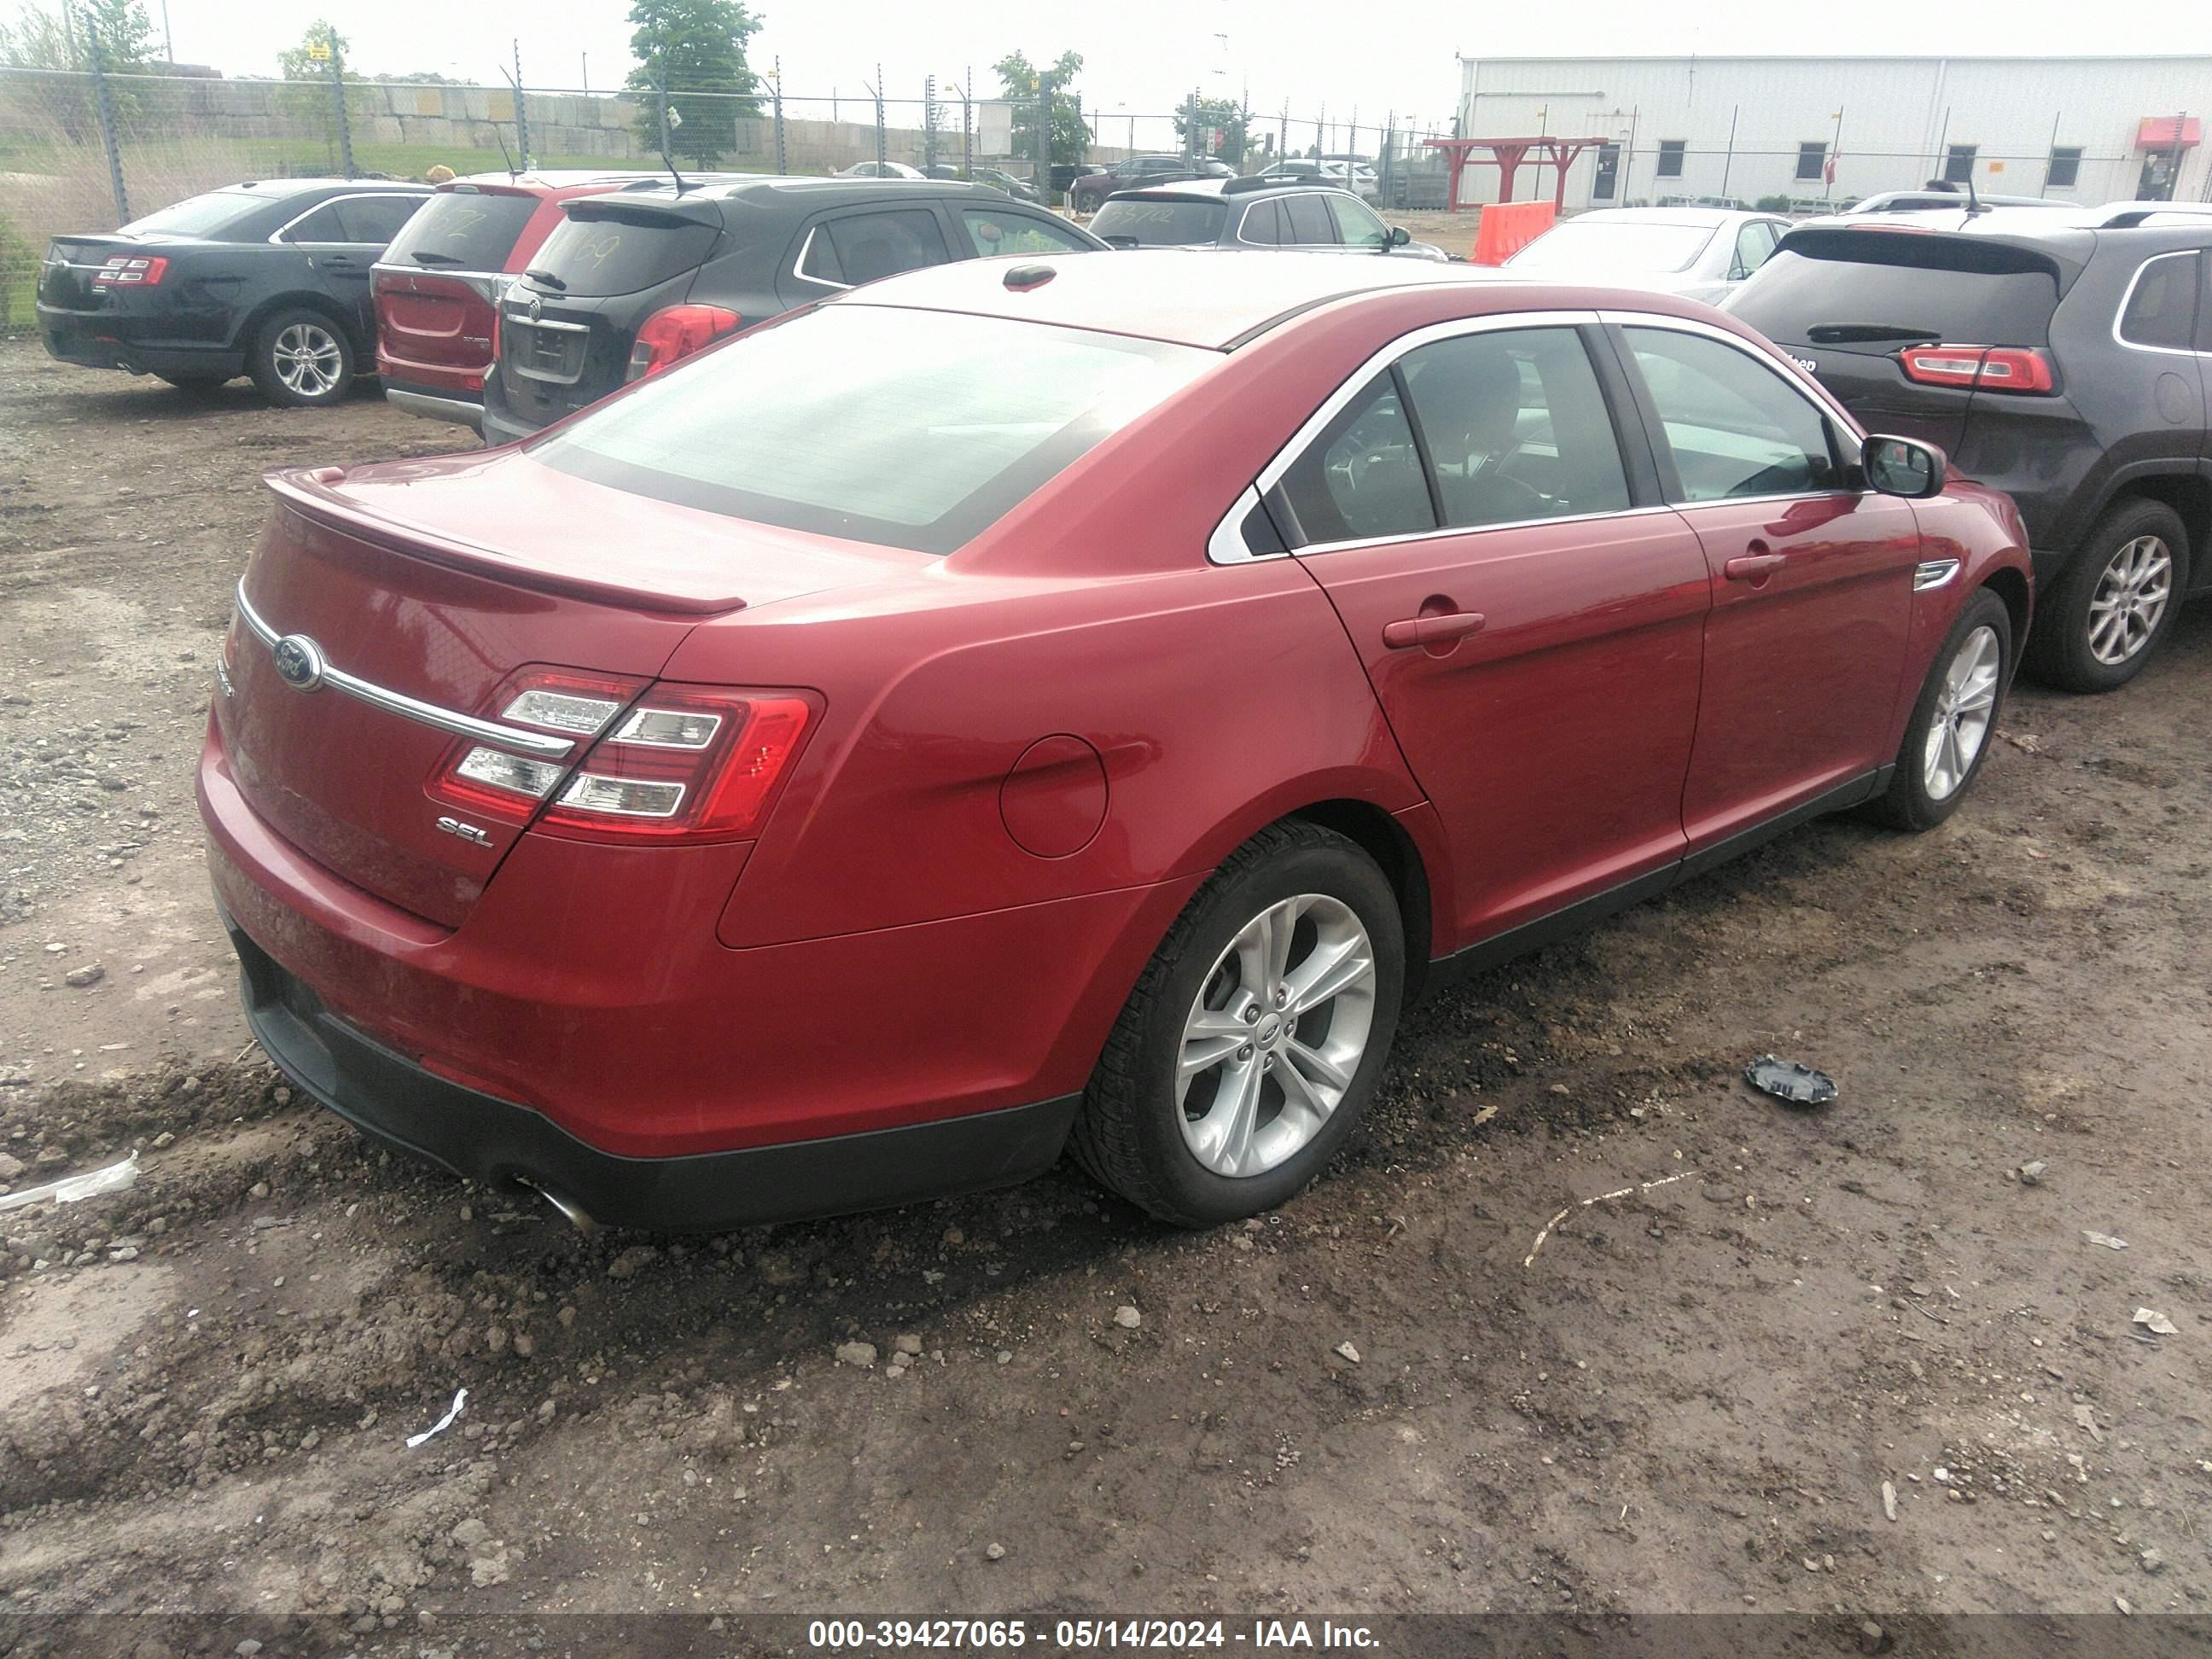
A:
[271,633,327,692]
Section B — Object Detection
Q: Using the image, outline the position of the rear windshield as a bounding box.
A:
[1091,199,1227,247]
[381,190,538,271]
[531,305,1212,555]
[1506,220,1716,274]
[1730,234,2064,347]
[121,190,272,241]
[526,208,717,296]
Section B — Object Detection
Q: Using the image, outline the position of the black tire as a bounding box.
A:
[2025,498,2189,693]
[1873,589,2012,832]
[247,307,355,408]
[1070,820,1406,1226]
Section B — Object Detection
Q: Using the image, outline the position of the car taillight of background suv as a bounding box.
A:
[1729,206,2212,691]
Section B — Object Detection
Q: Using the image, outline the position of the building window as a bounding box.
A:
[1796,142,1826,182]
[1944,144,1977,184]
[2047,146,2082,189]
[1592,142,1620,200]
[1656,140,1685,178]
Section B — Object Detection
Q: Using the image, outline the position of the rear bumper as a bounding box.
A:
[227,919,1077,1231]
[478,400,543,445]
[38,308,243,379]
[383,382,485,429]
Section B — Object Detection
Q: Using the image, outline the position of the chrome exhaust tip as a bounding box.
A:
[521,1180,597,1233]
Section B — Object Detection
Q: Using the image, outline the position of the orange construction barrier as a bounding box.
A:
[1470,201,1557,266]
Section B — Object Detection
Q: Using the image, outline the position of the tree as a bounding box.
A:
[992,49,1090,173]
[0,0,155,70]
[624,0,763,169]
[277,19,347,81]
[1173,96,1249,171]
[275,20,374,172]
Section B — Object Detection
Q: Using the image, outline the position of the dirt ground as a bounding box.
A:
[2,335,2209,1645]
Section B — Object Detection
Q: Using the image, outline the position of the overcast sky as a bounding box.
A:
[84,0,2212,133]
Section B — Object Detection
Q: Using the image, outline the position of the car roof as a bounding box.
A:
[224,178,432,196]
[452,169,675,190]
[839,247,1557,350]
[602,175,1022,207]
[1562,207,1743,228]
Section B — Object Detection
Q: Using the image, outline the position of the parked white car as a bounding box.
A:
[1502,207,1790,302]
[1256,159,1381,202]
[836,160,926,180]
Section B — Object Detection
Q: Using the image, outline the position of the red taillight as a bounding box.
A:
[625,304,741,382]
[91,254,167,287]
[424,669,815,844]
[1899,343,2054,394]
[539,688,814,842]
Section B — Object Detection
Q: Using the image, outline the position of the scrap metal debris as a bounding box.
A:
[2083,1231,2130,1250]
[405,1388,469,1448]
[2133,1308,2179,1337]
[0,1150,140,1214]
[1743,1056,1837,1107]
[1523,1171,1697,1268]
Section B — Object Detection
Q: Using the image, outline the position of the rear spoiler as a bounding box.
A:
[263,468,745,618]
[563,194,725,229]
[1776,224,2082,286]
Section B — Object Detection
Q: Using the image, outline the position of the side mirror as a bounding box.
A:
[1388,224,1412,247]
[1862,434,1946,499]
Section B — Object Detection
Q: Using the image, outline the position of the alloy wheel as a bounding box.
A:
[273,323,345,399]
[1176,893,1377,1178]
[1923,623,2001,801]
[2086,534,2172,667]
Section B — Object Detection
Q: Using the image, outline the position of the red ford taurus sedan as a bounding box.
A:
[200,252,2030,1231]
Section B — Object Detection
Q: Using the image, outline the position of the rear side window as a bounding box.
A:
[532,306,1211,556]
[1731,235,2064,347]
[1627,327,1842,502]
[531,210,718,296]
[2118,252,2202,351]
[1237,201,1283,245]
[1278,372,1435,543]
[121,190,271,240]
[959,208,1094,257]
[335,195,423,246]
[1400,328,1630,527]
[797,209,951,286]
[381,191,538,271]
[1091,200,1226,247]
[1283,195,1336,245]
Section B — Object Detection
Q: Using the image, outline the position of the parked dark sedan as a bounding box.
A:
[38,178,432,405]
[481,176,1106,443]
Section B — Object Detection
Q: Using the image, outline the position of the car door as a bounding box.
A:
[1259,315,1713,950]
[320,194,425,338]
[1610,317,1922,854]
[1281,193,1341,252]
[1726,219,1780,286]
[1323,193,1391,252]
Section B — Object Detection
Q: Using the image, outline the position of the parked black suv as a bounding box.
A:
[1089,179,1446,260]
[1729,205,2212,690]
[482,177,1106,443]
[38,178,432,405]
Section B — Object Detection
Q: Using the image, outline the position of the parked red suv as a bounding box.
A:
[203,253,2030,1233]
[371,172,695,428]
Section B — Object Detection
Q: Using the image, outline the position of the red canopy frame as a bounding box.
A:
[1423,136,1608,212]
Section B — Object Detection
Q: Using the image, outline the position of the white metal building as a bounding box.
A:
[1452,55,2212,211]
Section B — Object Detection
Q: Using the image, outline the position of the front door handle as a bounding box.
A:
[1382,610,1487,650]
[1724,552,1788,582]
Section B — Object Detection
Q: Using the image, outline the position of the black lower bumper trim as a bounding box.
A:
[224,921,1079,1232]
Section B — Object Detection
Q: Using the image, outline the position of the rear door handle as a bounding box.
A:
[1382,611,1487,650]
[1724,553,1788,582]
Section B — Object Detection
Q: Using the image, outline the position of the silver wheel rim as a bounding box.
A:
[2086,534,2172,667]
[1923,624,2000,801]
[273,323,344,399]
[1177,893,1376,1179]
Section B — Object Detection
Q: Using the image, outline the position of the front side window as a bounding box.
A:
[335,195,424,246]
[1277,372,1434,544]
[1400,328,1629,528]
[531,306,1210,556]
[1796,142,1826,183]
[959,207,1094,257]
[2119,252,2202,351]
[1625,326,1842,502]
[281,203,346,243]
[1656,140,1686,178]
[1731,221,1778,279]
[1326,194,1389,247]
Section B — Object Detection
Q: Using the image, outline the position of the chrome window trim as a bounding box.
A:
[502,311,589,335]
[232,582,576,760]
[370,261,506,285]
[2111,249,2208,359]
[792,225,851,291]
[266,192,428,247]
[1280,501,1685,560]
[1208,486,1273,563]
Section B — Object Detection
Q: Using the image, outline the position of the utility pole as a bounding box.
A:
[157,0,172,63]
[1035,72,1054,200]
[773,57,786,175]
[1720,103,1738,199]
[329,37,354,179]
[580,53,588,96]
[86,21,129,223]
[874,64,886,167]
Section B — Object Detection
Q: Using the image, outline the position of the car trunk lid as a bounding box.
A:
[220,452,905,928]
[38,233,167,312]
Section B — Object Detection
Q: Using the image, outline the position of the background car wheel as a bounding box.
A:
[248,310,354,408]
[2027,499,2187,693]
[1873,589,2012,832]
[1071,819,1406,1226]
